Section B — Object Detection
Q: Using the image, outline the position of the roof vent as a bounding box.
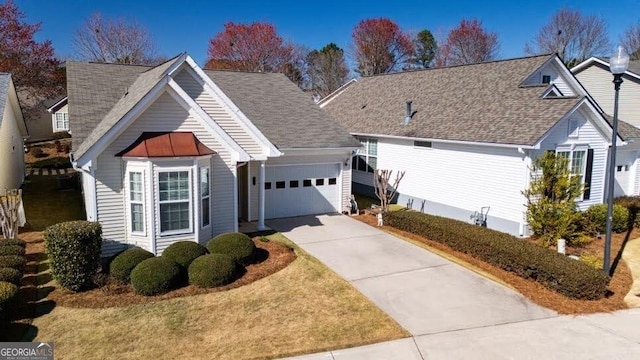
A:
[403,101,413,125]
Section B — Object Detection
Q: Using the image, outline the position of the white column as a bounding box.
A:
[257,161,266,230]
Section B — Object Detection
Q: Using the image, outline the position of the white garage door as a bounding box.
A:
[265,164,341,219]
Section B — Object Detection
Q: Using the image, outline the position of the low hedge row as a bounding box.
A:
[163,241,208,269]
[130,257,182,296]
[0,267,22,285]
[0,281,18,305]
[206,233,255,264]
[0,239,26,248]
[188,253,238,288]
[384,210,610,300]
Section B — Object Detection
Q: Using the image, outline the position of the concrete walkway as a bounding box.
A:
[269,215,640,360]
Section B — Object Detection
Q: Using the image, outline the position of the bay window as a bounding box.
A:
[200,167,210,227]
[128,171,145,234]
[158,170,192,234]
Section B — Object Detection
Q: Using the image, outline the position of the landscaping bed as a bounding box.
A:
[47,237,297,308]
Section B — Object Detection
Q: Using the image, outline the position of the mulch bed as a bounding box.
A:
[357,214,634,315]
[21,233,297,309]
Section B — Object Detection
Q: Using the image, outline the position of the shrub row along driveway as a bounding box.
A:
[268,215,640,359]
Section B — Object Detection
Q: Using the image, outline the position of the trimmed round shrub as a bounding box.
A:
[0,281,18,305]
[0,245,26,257]
[0,255,26,270]
[109,248,155,283]
[585,203,629,233]
[188,254,238,288]
[130,257,182,296]
[0,239,26,248]
[0,267,22,285]
[206,232,256,264]
[162,241,208,269]
[44,220,102,292]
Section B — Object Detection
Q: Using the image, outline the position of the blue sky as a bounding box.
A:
[16,0,640,66]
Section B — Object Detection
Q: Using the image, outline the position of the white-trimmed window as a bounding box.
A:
[55,112,69,131]
[200,167,210,227]
[158,170,192,234]
[557,148,587,197]
[353,137,377,173]
[128,171,145,234]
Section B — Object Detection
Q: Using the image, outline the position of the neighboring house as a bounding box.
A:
[0,73,28,193]
[572,57,640,129]
[47,96,69,133]
[320,54,640,237]
[67,54,359,256]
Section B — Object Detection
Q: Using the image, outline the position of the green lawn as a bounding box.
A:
[21,175,85,231]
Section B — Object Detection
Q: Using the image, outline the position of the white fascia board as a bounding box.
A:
[74,77,170,168]
[550,56,605,113]
[277,147,357,157]
[167,79,250,161]
[46,96,68,113]
[571,57,640,81]
[350,132,536,150]
[317,79,358,108]
[183,56,282,157]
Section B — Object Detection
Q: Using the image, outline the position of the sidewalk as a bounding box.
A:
[272,215,640,360]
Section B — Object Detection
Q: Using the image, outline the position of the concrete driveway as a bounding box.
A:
[267,214,555,336]
[272,215,640,359]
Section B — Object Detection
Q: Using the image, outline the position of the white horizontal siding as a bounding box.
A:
[174,69,264,156]
[524,62,574,96]
[356,137,527,225]
[575,65,640,128]
[0,96,24,192]
[536,109,609,209]
[95,91,236,255]
[341,167,352,213]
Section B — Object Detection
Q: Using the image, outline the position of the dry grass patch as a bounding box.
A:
[31,234,408,359]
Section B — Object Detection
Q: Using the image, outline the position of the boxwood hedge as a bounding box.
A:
[109,248,155,283]
[0,245,26,257]
[206,232,255,264]
[44,221,102,292]
[384,210,610,300]
[0,281,18,305]
[0,255,26,270]
[188,253,238,288]
[162,241,208,269]
[0,267,22,285]
[130,257,183,296]
[0,239,26,248]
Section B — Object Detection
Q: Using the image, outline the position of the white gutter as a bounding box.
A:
[350,133,537,150]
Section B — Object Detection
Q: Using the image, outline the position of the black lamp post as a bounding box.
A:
[604,46,630,274]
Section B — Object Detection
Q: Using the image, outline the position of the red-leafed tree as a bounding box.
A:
[351,18,413,76]
[0,0,63,97]
[206,22,303,85]
[435,19,499,67]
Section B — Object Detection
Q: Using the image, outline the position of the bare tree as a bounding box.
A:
[374,170,405,213]
[525,8,610,66]
[306,43,349,98]
[621,20,640,60]
[73,13,162,65]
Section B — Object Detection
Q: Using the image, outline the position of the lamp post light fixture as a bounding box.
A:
[604,46,630,274]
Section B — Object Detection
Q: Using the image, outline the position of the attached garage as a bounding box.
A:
[265,163,341,218]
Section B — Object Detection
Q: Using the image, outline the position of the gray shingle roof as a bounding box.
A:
[322,55,588,146]
[67,61,150,152]
[0,74,9,129]
[72,56,182,158]
[628,60,640,76]
[205,70,360,149]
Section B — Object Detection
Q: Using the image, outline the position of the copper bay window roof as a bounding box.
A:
[115,132,216,158]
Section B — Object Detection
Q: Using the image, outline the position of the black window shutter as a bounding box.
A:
[583,149,594,200]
